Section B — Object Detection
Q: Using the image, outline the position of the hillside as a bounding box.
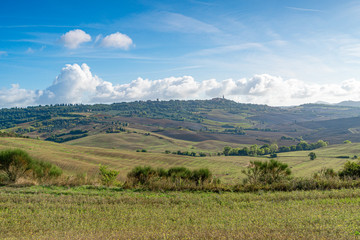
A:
[1,99,360,148]
[0,137,358,182]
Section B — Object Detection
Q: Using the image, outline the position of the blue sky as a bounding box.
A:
[1,0,360,107]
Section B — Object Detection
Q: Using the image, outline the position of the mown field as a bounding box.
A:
[0,137,359,182]
[1,186,360,239]
[67,131,242,153]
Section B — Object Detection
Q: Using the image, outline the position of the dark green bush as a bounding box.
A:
[308,152,317,160]
[167,167,192,180]
[127,166,213,186]
[127,166,157,184]
[156,167,168,178]
[0,149,62,183]
[191,168,212,183]
[0,149,33,182]
[338,161,360,179]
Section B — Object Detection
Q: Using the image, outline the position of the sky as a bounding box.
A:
[1,0,360,107]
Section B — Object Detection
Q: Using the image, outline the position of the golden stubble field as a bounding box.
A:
[0,137,358,182]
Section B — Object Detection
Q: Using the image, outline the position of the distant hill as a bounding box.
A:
[336,101,360,107]
[1,99,360,146]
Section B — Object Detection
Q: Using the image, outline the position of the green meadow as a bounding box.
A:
[1,186,360,239]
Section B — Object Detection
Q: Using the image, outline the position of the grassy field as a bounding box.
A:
[0,137,359,182]
[67,131,242,153]
[1,186,360,239]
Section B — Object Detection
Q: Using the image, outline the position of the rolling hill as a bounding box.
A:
[0,136,358,182]
[1,98,360,149]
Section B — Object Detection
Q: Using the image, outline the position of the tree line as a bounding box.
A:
[223,140,328,156]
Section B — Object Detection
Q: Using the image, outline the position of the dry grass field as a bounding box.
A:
[0,137,359,183]
[1,186,360,239]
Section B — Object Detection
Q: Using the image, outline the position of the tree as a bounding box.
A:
[223,146,232,156]
[270,143,279,153]
[308,152,317,160]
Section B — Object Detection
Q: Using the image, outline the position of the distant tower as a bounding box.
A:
[223,95,225,99]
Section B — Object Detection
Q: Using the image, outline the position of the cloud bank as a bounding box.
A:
[2,63,360,108]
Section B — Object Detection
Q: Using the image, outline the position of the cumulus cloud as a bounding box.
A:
[3,63,360,108]
[0,84,40,108]
[101,32,133,49]
[38,63,102,104]
[60,29,91,49]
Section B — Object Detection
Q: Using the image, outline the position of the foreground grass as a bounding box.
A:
[1,186,360,239]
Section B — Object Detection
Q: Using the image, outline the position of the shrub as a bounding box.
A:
[127,166,214,186]
[308,152,317,160]
[199,152,207,157]
[167,167,192,180]
[242,159,291,184]
[338,161,360,179]
[0,149,33,182]
[99,164,119,186]
[127,166,157,184]
[0,149,62,183]
[313,168,337,179]
[191,168,212,183]
[156,167,168,178]
[32,160,62,182]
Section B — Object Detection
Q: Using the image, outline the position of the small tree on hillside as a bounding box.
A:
[308,152,317,160]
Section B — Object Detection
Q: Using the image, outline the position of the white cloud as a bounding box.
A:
[38,63,102,104]
[0,84,40,108]
[0,51,7,56]
[4,63,360,108]
[101,32,133,49]
[60,29,91,49]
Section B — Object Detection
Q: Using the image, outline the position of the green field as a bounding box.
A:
[1,186,360,239]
